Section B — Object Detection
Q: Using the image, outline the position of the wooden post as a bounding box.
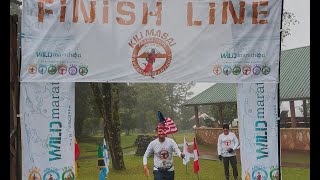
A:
[289,101,297,128]
[218,104,224,126]
[303,100,308,126]
[194,106,200,127]
[10,15,19,180]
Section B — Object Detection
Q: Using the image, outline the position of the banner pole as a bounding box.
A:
[278,0,285,179]
[186,164,187,174]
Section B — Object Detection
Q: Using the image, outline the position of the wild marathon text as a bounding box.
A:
[49,82,62,161]
[255,83,269,160]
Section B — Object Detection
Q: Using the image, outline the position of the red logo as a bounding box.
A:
[224,140,231,146]
[130,29,175,78]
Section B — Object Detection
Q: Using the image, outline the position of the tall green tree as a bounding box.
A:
[90,83,125,170]
[164,83,195,119]
[118,83,137,135]
[162,83,195,130]
[132,83,168,132]
[75,82,99,138]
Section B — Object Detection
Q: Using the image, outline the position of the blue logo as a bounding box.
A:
[38,64,47,75]
[69,64,77,75]
[253,64,261,75]
[252,166,268,180]
[223,65,232,75]
[43,167,60,180]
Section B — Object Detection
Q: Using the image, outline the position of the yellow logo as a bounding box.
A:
[28,167,42,180]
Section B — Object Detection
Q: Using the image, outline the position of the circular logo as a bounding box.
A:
[224,140,231,146]
[69,65,77,75]
[232,66,241,75]
[253,65,261,75]
[48,65,57,75]
[58,64,68,75]
[28,64,37,74]
[270,168,279,180]
[62,169,75,180]
[28,167,42,180]
[213,65,222,75]
[38,64,47,75]
[243,66,251,75]
[131,37,172,78]
[251,167,268,180]
[262,65,271,75]
[223,66,232,75]
[159,150,169,160]
[43,169,60,180]
[79,66,88,76]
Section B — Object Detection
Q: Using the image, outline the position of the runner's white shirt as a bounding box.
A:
[218,132,239,157]
[143,137,182,171]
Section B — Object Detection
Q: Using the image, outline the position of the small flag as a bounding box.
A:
[75,137,80,161]
[74,137,80,177]
[98,144,107,180]
[193,137,200,174]
[157,111,178,135]
[103,139,109,176]
[183,136,191,165]
[165,117,178,135]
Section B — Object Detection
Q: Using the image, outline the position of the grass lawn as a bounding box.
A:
[77,133,310,179]
[77,155,310,180]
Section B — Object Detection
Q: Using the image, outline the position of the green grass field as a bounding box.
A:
[76,133,310,180]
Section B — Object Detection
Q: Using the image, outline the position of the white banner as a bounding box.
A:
[20,82,75,180]
[21,0,282,83]
[237,83,279,180]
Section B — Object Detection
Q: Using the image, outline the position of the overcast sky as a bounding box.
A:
[189,0,309,116]
[190,0,310,101]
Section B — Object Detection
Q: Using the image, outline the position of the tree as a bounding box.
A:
[10,0,21,16]
[75,82,100,138]
[90,83,125,170]
[132,83,169,132]
[163,83,195,130]
[118,83,137,135]
[164,83,195,120]
[281,10,300,45]
[209,103,237,126]
[298,100,310,116]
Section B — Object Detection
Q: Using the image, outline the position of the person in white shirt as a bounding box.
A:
[143,123,185,180]
[217,124,239,180]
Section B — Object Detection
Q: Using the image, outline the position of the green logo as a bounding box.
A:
[62,167,75,180]
[48,65,57,75]
[232,65,241,75]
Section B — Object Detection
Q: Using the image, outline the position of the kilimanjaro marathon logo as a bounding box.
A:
[28,167,42,180]
[48,65,57,75]
[232,65,241,75]
[269,166,280,180]
[253,64,261,75]
[262,64,271,75]
[242,64,252,75]
[251,165,268,180]
[42,167,60,180]
[129,29,175,78]
[58,64,68,75]
[62,166,75,180]
[38,64,47,75]
[223,65,232,75]
[213,65,222,75]
[28,64,37,74]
